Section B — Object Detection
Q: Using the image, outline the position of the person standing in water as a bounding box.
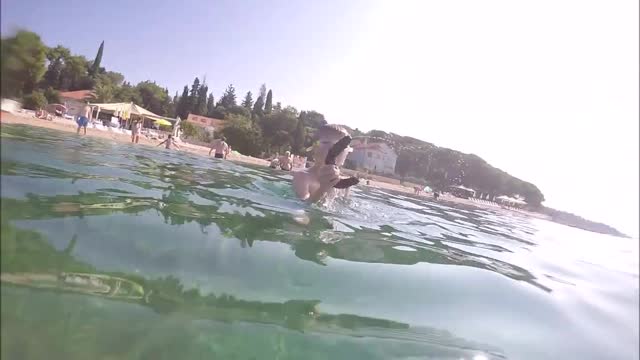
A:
[131,120,142,143]
[76,102,91,135]
[208,136,230,159]
[157,134,181,150]
[292,124,353,203]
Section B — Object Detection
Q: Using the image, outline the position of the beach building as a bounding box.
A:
[348,139,398,175]
[59,90,96,117]
[185,113,225,132]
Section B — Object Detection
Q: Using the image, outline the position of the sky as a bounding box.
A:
[2,0,638,236]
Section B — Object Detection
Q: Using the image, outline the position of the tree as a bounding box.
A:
[264,89,273,113]
[42,45,70,89]
[136,81,169,116]
[196,85,208,115]
[89,41,104,77]
[59,55,91,90]
[292,117,306,154]
[206,94,215,117]
[253,95,264,115]
[260,108,297,152]
[222,114,264,156]
[241,91,253,109]
[43,87,60,104]
[186,77,200,116]
[0,30,47,98]
[22,90,47,110]
[175,85,189,119]
[299,110,326,129]
[217,84,237,108]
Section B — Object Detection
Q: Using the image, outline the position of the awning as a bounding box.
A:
[89,102,162,119]
[154,119,172,126]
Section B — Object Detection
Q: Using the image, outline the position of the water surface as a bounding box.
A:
[1,124,638,359]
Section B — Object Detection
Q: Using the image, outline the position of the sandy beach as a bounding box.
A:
[1,110,548,220]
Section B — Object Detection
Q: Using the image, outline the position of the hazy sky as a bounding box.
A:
[2,0,638,235]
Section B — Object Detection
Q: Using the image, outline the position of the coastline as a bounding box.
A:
[1,111,548,221]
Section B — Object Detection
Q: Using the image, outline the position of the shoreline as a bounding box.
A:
[1,110,549,221]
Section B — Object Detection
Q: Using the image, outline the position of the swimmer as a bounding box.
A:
[157,134,181,150]
[292,124,356,203]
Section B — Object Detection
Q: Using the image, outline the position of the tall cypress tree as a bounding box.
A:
[206,93,215,117]
[196,85,208,115]
[264,89,273,114]
[89,41,104,76]
[176,85,189,119]
[241,91,253,109]
[185,77,200,116]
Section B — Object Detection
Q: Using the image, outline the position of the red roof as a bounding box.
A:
[59,90,96,101]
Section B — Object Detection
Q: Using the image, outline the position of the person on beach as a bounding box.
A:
[157,134,181,150]
[292,124,353,203]
[208,137,230,159]
[76,103,90,135]
[131,120,142,143]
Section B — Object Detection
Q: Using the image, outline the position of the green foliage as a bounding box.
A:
[176,85,190,119]
[206,93,215,117]
[292,117,306,154]
[180,121,199,138]
[241,91,253,109]
[196,84,208,115]
[299,110,326,129]
[217,84,237,108]
[43,87,60,104]
[259,107,297,152]
[222,114,263,156]
[1,30,47,98]
[264,89,273,114]
[89,40,104,76]
[22,90,47,110]
[136,81,169,115]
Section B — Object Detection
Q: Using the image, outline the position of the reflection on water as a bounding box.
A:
[1,125,638,360]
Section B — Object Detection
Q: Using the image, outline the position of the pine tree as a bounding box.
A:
[173,91,178,104]
[185,77,200,116]
[206,94,215,117]
[242,91,253,109]
[176,85,189,119]
[196,85,208,115]
[218,84,237,109]
[264,89,273,114]
[89,41,104,76]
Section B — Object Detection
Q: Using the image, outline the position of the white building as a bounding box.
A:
[348,140,397,174]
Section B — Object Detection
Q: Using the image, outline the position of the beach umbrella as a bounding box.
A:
[154,119,172,126]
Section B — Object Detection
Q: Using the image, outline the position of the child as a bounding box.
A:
[157,134,181,150]
[292,124,353,203]
[131,120,142,143]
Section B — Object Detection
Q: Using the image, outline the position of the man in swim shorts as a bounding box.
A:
[76,103,90,135]
[292,124,353,203]
[209,136,230,159]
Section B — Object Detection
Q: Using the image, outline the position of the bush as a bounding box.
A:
[43,87,60,104]
[222,114,263,156]
[22,90,47,110]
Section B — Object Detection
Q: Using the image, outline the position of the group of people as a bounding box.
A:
[269,152,307,171]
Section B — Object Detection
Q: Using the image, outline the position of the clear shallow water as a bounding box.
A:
[1,124,637,360]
